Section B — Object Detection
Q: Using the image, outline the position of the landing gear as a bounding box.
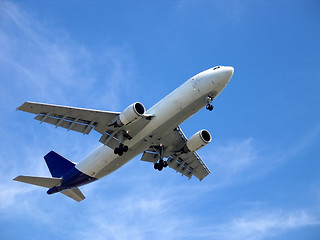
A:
[206,104,214,111]
[114,143,128,156]
[154,159,168,171]
[112,130,130,156]
[206,95,214,111]
[153,145,168,171]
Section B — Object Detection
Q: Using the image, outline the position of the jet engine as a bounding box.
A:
[115,102,145,126]
[185,129,212,152]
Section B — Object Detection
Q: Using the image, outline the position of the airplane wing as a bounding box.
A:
[17,102,152,149]
[141,126,211,181]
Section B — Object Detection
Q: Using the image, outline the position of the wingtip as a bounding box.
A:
[16,102,28,111]
[12,176,20,181]
[77,196,86,202]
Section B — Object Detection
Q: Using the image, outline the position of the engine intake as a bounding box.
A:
[115,102,146,126]
[185,129,212,152]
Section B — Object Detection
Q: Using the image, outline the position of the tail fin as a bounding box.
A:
[61,188,86,202]
[44,151,75,178]
[13,175,61,188]
[13,151,85,202]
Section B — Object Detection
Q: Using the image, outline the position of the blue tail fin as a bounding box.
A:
[44,151,75,178]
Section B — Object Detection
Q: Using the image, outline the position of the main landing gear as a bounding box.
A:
[153,145,168,171]
[113,131,131,156]
[114,143,128,156]
[206,95,214,111]
[154,159,168,171]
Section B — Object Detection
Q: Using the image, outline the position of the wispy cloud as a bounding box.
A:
[0,0,137,212]
[210,138,257,175]
[23,177,318,240]
[0,1,136,111]
[1,2,319,240]
[201,124,320,189]
[2,129,319,240]
[206,209,320,240]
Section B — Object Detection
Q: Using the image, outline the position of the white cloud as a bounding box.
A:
[77,191,184,240]
[1,3,319,240]
[201,124,320,189]
[0,1,137,213]
[200,137,260,189]
[33,178,319,240]
[210,138,257,174]
[0,1,136,111]
[0,182,33,210]
[206,209,320,240]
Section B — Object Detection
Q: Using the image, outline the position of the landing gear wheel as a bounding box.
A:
[154,162,163,171]
[206,104,214,111]
[118,149,123,156]
[154,162,159,170]
[155,159,165,171]
[123,145,128,152]
[115,144,128,155]
[114,148,119,155]
[163,161,168,168]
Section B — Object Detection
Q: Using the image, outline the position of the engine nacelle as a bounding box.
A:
[185,129,212,152]
[116,102,145,126]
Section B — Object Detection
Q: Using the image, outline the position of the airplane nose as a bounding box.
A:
[205,65,234,88]
[217,66,234,85]
[223,66,234,81]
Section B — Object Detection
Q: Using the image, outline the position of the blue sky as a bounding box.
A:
[1,0,320,239]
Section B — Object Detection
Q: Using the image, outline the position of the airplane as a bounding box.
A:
[13,65,234,202]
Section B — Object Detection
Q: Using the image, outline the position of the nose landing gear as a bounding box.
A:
[206,95,214,111]
[206,104,214,111]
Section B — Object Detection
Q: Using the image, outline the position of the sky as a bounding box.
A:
[0,0,320,239]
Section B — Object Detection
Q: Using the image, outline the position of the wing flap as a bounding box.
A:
[167,157,193,178]
[141,151,160,163]
[99,132,121,149]
[166,152,210,181]
[34,114,93,134]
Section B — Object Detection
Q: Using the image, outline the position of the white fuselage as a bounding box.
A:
[76,66,234,179]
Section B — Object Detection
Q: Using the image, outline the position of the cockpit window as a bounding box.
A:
[213,66,221,70]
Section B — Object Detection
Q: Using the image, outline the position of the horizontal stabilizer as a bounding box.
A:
[61,188,85,202]
[13,175,61,188]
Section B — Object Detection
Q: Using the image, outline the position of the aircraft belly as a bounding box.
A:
[94,145,148,179]
[77,71,225,180]
[75,145,120,176]
[76,141,149,179]
[83,90,209,179]
[152,97,207,139]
